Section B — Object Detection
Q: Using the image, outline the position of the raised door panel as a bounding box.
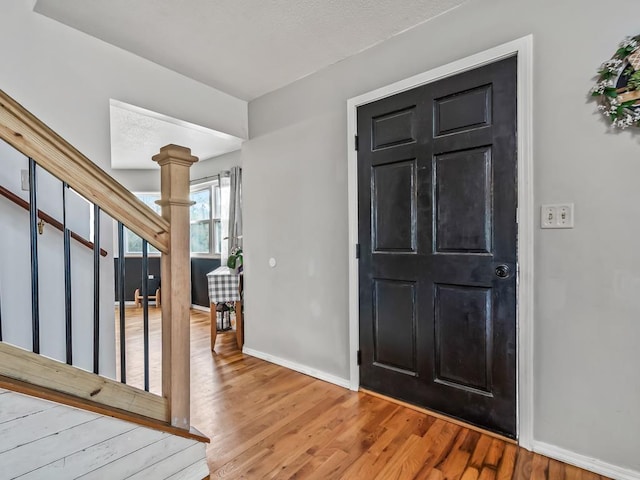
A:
[434,85,492,136]
[434,284,492,394]
[434,147,492,253]
[372,107,417,150]
[372,160,417,253]
[372,279,417,376]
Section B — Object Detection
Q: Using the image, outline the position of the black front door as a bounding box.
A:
[357,57,518,437]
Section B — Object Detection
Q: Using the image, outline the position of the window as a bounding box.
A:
[124,185,222,256]
[190,183,222,256]
[124,194,161,255]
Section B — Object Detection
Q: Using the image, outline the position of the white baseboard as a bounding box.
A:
[191,304,211,313]
[241,347,351,390]
[114,301,137,306]
[532,441,640,480]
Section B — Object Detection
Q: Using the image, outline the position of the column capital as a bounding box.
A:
[152,144,198,168]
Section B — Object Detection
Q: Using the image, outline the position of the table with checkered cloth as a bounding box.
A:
[207,266,241,303]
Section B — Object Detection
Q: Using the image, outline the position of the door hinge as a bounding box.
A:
[354,135,359,151]
[355,243,361,259]
[357,350,362,366]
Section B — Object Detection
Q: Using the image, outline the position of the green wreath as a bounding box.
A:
[592,35,640,129]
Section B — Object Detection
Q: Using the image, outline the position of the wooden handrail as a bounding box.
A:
[0,184,108,257]
[0,89,170,253]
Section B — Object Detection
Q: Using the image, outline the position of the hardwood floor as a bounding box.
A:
[115,307,609,480]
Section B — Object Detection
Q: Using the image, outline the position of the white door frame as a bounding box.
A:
[346,35,534,448]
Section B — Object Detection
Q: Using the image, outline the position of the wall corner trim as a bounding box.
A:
[532,441,640,480]
[242,347,351,390]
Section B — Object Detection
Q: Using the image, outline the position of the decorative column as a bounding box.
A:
[152,144,198,429]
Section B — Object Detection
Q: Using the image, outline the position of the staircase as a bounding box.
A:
[0,89,209,478]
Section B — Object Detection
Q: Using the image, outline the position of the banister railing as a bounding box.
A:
[0,90,170,253]
[0,184,108,257]
[0,88,198,432]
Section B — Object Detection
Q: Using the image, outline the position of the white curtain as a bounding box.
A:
[228,166,242,254]
[218,167,242,264]
[219,173,230,263]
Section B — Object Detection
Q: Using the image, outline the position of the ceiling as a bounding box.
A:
[34,0,467,101]
[110,100,243,169]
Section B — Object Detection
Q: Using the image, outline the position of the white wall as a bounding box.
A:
[110,170,161,195]
[244,0,640,473]
[191,150,243,182]
[0,3,247,174]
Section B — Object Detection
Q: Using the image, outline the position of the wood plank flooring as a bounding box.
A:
[116,307,609,480]
[0,388,207,479]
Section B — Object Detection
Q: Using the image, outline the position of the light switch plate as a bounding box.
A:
[541,205,556,228]
[541,204,574,229]
[21,169,29,191]
[556,204,574,228]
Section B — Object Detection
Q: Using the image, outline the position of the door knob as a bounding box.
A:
[495,265,510,278]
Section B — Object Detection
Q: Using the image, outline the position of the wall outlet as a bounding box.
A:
[541,204,574,229]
